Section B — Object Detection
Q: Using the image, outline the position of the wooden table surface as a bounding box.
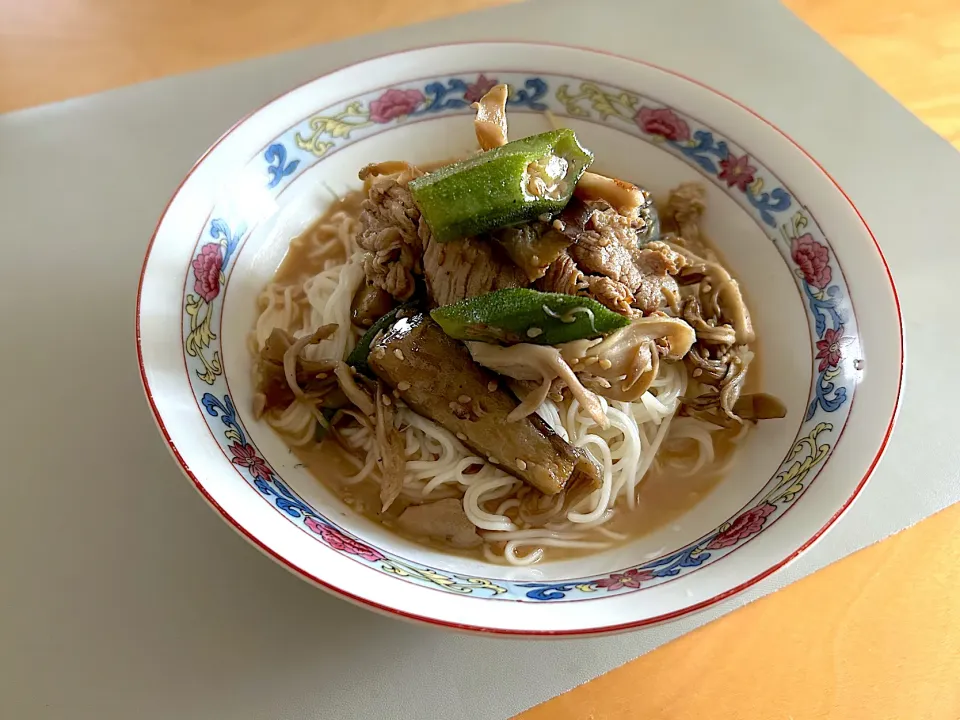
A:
[4,1,958,717]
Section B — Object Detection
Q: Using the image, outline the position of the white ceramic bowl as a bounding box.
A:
[137,42,903,636]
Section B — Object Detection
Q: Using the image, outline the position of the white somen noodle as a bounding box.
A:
[252,204,744,566]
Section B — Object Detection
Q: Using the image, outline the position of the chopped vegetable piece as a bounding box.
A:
[491,224,572,281]
[368,313,601,496]
[314,406,339,442]
[473,84,509,151]
[346,304,414,375]
[430,288,629,346]
[409,129,594,243]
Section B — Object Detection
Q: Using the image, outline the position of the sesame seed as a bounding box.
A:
[527,327,543,338]
[487,381,498,392]
[317,373,328,379]
[396,381,411,391]
[599,358,612,370]
[456,432,467,441]
[394,349,405,361]
[516,459,527,470]
[488,456,499,464]
[381,395,391,406]
[458,395,471,404]
[693,368,703,377]
[552,219,565,232]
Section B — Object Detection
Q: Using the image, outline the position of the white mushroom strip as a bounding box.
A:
[374,382,406,511]
[466,341,608,428]
[333,361,375,417]
[560,316,696,402]
[281,324,339,400]
[473,84,510,151]
[359,160,418,181]
[668,241,755,345]
[681,346,755,425]
[682,295,738,346]
[573,171,646,219]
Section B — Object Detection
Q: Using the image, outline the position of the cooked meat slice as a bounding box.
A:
[632,241,686,315]
[397,498,481,548]
[368,313,601,496]
[584,275,635,316]
[537,251,585,295]
[473,84,510,151]
[356,172,429,301]
[374,382,406,511]
[422,234,526,307]
[636,240,685,275]
[568,209,643,290]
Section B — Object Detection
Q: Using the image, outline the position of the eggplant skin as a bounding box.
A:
[368,312,599,496]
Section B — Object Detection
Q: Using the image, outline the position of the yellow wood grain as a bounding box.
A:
[2,1,958,717]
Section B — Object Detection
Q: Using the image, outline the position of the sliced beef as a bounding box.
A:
[537,251,585,295]
[632,241,686,314]
[356,171,429,301]
[357,167,526,307]
[368,313,601,496]
[422,235,526,307]
[567,205,644,290]
[584,275,635,315]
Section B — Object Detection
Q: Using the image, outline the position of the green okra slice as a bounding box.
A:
[409,129,594,243]
[430,288,630,346]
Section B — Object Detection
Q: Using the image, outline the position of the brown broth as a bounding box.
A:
[259,180,760,564]
[272,190,366,286]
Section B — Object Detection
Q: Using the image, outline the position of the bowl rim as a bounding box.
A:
[136,40,904,637]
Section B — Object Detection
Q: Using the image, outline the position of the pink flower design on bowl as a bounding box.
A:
[464,74,499,104]
[305,517,385,563]
[192,242,223,302]
[718,152,757,192]
[635,106,691,142]
[369,88,425,124]
[791,233,833,289]
[706,503,776,549]
[595,568,656,591]
[229,442,272,482]
[816,327,846,371]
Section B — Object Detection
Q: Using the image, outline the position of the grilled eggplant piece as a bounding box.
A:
[368,312,600,496]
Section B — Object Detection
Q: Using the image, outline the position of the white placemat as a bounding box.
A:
[1,0,956,718]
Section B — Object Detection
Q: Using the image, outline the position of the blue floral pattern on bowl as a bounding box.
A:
[180,72,858,601]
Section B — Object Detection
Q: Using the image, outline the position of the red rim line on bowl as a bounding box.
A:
[135,40,905,637]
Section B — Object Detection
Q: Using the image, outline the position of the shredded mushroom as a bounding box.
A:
[465,341,608,427]
[473,84,510,151]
